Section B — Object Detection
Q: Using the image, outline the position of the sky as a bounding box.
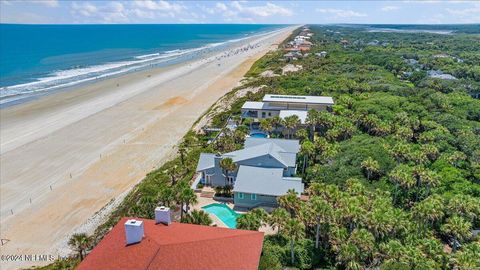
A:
[1,0,479,25]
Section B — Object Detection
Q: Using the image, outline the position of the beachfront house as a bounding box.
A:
[315,51,327,58]
[284,51,302,61]
[196,137,304,208]
[241,94,334,125]
[77,208,264,270]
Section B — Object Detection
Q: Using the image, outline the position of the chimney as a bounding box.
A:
[155,206,172,225]
[124,219,144,245]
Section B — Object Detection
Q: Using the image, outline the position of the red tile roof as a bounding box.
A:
[77,217,264,270]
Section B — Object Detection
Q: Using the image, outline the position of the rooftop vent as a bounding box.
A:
[124,219,144,245]
[155,206,172,225]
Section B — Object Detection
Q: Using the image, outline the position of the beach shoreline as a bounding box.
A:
[0,25,297,270]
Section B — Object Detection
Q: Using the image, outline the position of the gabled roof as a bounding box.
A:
[224,142,292,167]
[196,138,300,172]
[244,138,300,153]
[196,153,216,171]
[233,166,304,196]
[77,218,264,270]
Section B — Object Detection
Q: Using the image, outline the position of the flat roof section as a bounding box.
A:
[263,94,334,105]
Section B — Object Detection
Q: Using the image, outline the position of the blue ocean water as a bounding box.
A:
[0,24,282,105]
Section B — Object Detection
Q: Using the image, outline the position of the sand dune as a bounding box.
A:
[0,26,296,269]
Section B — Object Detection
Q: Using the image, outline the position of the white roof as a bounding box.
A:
[279,110,308,124]
[241,101,266,110]
[263,94,334,105]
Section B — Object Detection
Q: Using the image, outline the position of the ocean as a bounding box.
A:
[0,24,282,106]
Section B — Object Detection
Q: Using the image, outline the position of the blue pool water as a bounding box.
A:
[202,203,241,229]
[250,132,268,138]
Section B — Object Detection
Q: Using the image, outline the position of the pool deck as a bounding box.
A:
[192,187,246,228]
[191,187,276,235]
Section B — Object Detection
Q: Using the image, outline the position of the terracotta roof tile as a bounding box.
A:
[77,217,264,270]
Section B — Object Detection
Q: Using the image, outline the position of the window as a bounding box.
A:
[238,193,244,199]
[268,112,271,116]
[262,112,266,118]
[251,194,257,200]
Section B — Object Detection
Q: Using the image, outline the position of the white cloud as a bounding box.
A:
[201,1,292,22]
[401,0,441,3]
[70,2,129,23]
[133,0,184,12]
[27,0,59,8]
[445,3,480,23]
[316,8,367,18]
[71,2,98,17]
[215,2,227,12]
[224,1,292,22]
[381,6,399,11]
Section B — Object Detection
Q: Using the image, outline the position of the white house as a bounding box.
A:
[241,94,334,124]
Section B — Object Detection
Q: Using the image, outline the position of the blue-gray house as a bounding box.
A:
[196,138,304,208]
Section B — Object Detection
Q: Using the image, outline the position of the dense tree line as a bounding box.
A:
[239,25,480,270]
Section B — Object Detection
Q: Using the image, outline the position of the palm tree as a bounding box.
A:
[388,164,415,204]
[158,186,175,207]
[237,209,267,231]
[278,189,300,217]
[68,233,90,261]
[283,115,300,139]
[441,215,472,252]
[300,140,315,174]
[306,109,318,141]
[421,144,439,161]
[270,116,282,133]
[181,209,212,226]
[178,143,188,166]
[259,118,273,135]
[310,196,333,248]
[283,218,305,265]
[164,165,180,186]
[268,208,289,234]
[242,118,253,130]
[341,229,375,269]
[360,157,380,182]
[413,166,440,200]
[316,111,334,132]
[219,158,237,186]
[412,194,444,228]
[178,187,197,219]
[447,194,480,224]
[389,142,412,164]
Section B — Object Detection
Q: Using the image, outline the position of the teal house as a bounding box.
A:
[196,138,304,209]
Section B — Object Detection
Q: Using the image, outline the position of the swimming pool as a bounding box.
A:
[250,132,268,138]
[202,203,241,229]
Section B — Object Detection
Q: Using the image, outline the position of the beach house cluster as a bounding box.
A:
[284,26,314,60]
[196,94,334,209]
[196,137,304,209]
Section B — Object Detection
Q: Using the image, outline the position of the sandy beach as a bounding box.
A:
[0,26,296,269]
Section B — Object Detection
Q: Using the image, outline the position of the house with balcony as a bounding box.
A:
[241,94,334,124]
[196,137,304,208]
